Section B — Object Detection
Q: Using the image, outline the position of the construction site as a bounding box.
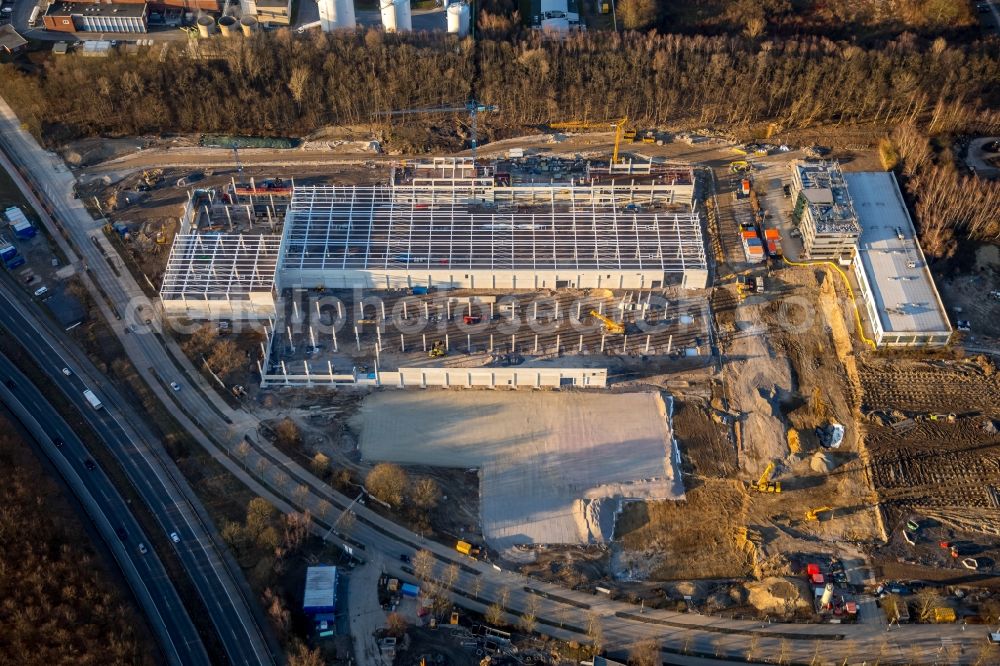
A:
[76,129,1000,627]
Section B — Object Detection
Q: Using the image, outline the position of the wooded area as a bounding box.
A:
[0,416,153,666]
[2,29,998,145]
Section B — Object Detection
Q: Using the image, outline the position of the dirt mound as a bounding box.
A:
[810,451,836,473]
[744,577,812,615]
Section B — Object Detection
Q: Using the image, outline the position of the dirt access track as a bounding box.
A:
[351,391,683,550]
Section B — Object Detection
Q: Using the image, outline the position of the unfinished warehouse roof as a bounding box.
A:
[280,186,706,273]
[160,233,281,300]
[793,161,860,234]
[845,172,951,335]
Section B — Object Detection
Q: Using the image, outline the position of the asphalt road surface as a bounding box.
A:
[0,352,208,666]
[0,281,279,666]
[1,94,994,664]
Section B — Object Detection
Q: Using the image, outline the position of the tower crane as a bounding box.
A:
[231,143,244,176]
[378,99,498,161]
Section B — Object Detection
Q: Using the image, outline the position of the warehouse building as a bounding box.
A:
[844,171,951,348]
[790,161,861,261]
[43,2,149,33]
[276,185,707,291]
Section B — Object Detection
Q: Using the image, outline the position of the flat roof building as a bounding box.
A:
[845,171,951,348]
[43,2,148,33]
[303,566,337,615]
[790,161,861,261]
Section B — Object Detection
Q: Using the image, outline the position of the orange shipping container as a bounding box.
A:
[764,229,780,239]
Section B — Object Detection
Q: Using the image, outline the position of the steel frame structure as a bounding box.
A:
[161,233,280,303]
[279,185,706,275]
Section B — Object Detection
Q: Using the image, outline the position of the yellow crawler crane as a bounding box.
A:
[549,117,631,164]
[589,310,625,335]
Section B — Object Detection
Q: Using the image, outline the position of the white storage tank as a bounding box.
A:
[447,2,469,36]
[319,0,356,30]
[381,0,410,32]
[240,15,258,34]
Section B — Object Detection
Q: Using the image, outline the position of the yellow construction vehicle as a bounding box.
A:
[141,169,163,188]
[805,506,832,521]
[753,461,781,493]
[550,117,631,164]
[641,131,657,144]
[730,160,751,173]
[428,341,446,358]
[589,310,625,335]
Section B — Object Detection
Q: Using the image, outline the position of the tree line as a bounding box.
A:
[0,417,152,666]
[1,29,999,145]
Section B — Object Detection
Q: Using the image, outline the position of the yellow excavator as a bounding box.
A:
[805,506,832,521]
[549,117,631,164]
[752,461,781,493]
[428,340,446,358]
[589,310,625,335]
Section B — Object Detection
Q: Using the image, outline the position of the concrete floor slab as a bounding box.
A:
[353,391,684,549]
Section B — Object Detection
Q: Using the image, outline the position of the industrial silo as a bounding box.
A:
[394,0,411,31]
[218,15,237,36]
[239,15,258,34]
[196,15,216,37]
[319,0,355,31]
[446,2,469,36]
[381,0,410,32]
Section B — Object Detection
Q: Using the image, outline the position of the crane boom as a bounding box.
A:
[588,310,625,335]
[549,117,630,163]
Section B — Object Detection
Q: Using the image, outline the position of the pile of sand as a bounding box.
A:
[744,577,812,615]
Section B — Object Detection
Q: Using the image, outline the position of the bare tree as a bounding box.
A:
[412,549,436,581]
[255,457,269,477]
[914,588,946,622]
[366,463,408,507]
[442,563,460,591]
[628,638,660,666]
[292,484,309,507]
[586,610,605,653]
[310,452,330,478]
[273,418,302,449]
[207,339,244,378]
[520,595,539,635]
[410,477,441,511]
[287,641,323,666]
[235,440,251,470]
[485,602,505,627]
[386,612,408,637]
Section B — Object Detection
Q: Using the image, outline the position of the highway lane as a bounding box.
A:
[0,94,990,663]
[0,352,208,666]
[0,283,278,666]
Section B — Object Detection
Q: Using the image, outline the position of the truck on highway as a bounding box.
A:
[455,540,480,558]
[83,389,103,410]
